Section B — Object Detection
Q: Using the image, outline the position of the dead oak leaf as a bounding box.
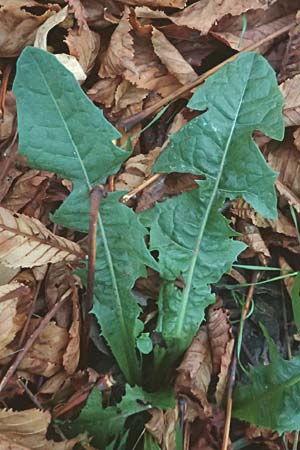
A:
[0,0,55,57]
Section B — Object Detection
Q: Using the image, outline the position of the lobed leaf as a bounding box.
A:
[146,52,284,371]
[13,47,158,384]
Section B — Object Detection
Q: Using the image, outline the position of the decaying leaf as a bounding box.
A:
[0,206,84,268]
[118,0,185,8]
[0,407,81,449]
[65,24,100,75]
[0,0,55,57]
[279,15,300,82]
[0,92,16,141]
[19,318,69,377]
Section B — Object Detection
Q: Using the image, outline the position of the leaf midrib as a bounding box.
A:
[33,53,134,378]
[175,58,254,336]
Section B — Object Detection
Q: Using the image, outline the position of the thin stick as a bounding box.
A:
[121,173,161,203]
[121,22,294,130]
[82,185,106,363]
[18,280,42,347]
[221,271,258,450]
[0,290,70,393]
[0,285,30,305]
[0,64,12,122]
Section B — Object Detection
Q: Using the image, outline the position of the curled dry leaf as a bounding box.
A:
[175,327,212,415]
[0,0,55,57]
[0,282,29,358]
[278,257,295,298]
[280,74,300,127]
[0,206,84,268]
[19,318,69,377]
[34,6,87,82]
[87,77,120,107]
[63,288,81,375]
[294,127,300,150]
[151,28,198,85]
[0,408,81,449]
[115,147,161,191]
[113,80,148,113]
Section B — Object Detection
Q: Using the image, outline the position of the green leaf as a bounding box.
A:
[13,47,158,384]
[233,348,300,433]
[67,385,174,448]
[146,52,284,371]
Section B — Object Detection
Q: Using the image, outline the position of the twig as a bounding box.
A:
[18,280,43,347]
[221,271,259,450]
[0,289,71,393]
[0,64,12,123]
[82,185,106,364]
[121,173,161,203]
[0,285,30,305]
[121,22,294,130]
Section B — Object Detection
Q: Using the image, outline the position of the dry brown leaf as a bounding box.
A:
[115,147,161,191]
[175,327,212,415]
[0,408,80,449]
[20,318,69,377]
[0,207,84,268]
[2,169,51,213]
[118,0,185,8]
[170,0,269,34]
[231,198,297,238]
[63,288,81,375]
[65,24,100,75]
[237,219,270,265]
[0,282,28,357]
[215,337,234,406]
[0,0,55,57]
[151,28,197,85]
[280,74,300,127]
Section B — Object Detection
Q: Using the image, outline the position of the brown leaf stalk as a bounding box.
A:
[0,63,12,123]
[82,185,106,365]
[122,22,294,130]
